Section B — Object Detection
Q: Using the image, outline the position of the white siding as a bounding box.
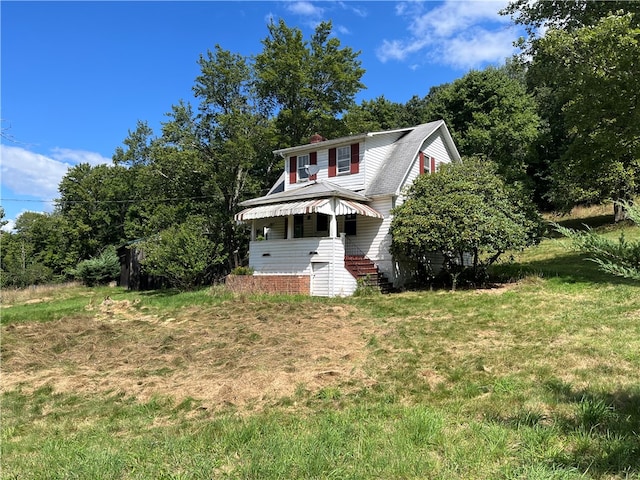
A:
[285,141,365,192]
[424,133,453,164]
[248,237,357,297]
[400,132,457,205]
[311,263,330,296]
[362,132,405,186]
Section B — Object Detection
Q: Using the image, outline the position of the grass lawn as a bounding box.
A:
[2,212,640,479]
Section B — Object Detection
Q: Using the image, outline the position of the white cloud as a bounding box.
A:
[442,28,518,69]
[2,218,16,233]
[377,38,426,62]
[335,24,351,35]
[50,147,110,166]
[1,145,70,201]
[337,1,368,18]
[0,145,110,202]
[377,0,518,70]
[285,1,323,18]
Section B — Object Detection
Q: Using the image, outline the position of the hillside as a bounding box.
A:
[2,212,639,479]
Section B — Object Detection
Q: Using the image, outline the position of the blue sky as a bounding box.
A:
[1,0,524,229]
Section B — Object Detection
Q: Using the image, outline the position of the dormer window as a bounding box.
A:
[297,154,310,182]
[337,146,351,174]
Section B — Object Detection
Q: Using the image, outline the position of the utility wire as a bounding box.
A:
[0,195,220,205]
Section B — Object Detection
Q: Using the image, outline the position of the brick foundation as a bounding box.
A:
[225,274,311,295]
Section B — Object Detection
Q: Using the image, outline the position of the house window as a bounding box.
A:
[420,152,437,174]
[297,154,309,181]
[316,214,328,234]
[337,146,351,174]
[294,215,304,238]
[344,214,356,236]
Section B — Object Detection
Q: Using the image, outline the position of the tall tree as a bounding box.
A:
[421,67,541,189]
[57,163,132,261]
[343,95,406,133]
[528,13,640,220]
[502,0,640,44]
[254,19,365,146]
[503,1,640,216]
[0,211,72,286]
[193,45,277,269]
[112,120,155,167]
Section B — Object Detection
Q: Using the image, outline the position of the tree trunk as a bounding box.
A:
[614,199,632,223]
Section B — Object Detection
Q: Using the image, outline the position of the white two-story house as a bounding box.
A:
[233,120,461,296]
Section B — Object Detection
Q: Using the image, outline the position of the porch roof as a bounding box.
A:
[239,180,369,207]
[235,198,383,222]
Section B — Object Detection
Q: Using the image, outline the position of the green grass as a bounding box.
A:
[2,215,640,479]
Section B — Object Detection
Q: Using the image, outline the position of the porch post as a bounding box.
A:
[329,198,338,238]
[250,220,256,242]
[287,214,294,239]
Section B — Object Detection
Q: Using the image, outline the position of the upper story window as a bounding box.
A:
[297,154,309,182]
[337,146,351,174]
[420,151,436,174]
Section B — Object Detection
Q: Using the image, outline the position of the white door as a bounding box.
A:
[311,262,330,297]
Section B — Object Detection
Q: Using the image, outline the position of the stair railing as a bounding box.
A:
[342,235,376,280]
[342,235,366,258]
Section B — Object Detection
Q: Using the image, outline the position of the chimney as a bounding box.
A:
[309,133,326,144]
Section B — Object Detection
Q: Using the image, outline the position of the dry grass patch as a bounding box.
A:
[0,282,82,306]
[1,297,378,412]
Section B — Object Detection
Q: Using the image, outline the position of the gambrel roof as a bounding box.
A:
[365,120,458,197]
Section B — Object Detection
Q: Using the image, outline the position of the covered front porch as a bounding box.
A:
[234,192,385,297]
[236,197,383,242]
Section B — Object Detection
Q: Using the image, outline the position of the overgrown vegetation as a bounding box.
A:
[555,201,640,280]
[2,213,639,478]
[391,158,543,289]
[139,217,226,290]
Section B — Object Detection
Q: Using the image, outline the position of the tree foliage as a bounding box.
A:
[0,212,68,287]
[420,67,540,188]
[502,0,640,44]
[528,13,640,218]
[58,163,132,261]
[254,19,365,145]
[391,159,543,289]
[555,202,640,280]
[139,217,226,290]
[342,95,407,133]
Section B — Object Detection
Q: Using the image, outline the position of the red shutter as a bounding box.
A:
[309,151,317,180]
[430,156,436,174]
[289,156,297,184]
[350,142,360,174]
[328,148,336,177]
[419,151,425,174]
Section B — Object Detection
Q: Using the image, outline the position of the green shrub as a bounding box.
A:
[391,158,543,290]
[71,247,120,287]
[555,201,640,280]
[139,217,226,291]
[231,266,254,276]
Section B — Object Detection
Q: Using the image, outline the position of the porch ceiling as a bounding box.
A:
[235,199,383,222]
